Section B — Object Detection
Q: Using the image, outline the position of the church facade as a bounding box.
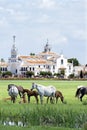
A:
[0,39,74,78]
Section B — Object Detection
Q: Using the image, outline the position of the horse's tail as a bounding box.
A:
[75,87,81,97]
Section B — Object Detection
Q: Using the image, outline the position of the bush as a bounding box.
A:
[2,71,12,77]
[68,74,74,79]
[40,71,52,77]
[26,71,34,78]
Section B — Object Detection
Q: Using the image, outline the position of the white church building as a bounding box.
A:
[0,37,74,78]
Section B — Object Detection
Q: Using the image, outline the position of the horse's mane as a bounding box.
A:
[75,87,82,97]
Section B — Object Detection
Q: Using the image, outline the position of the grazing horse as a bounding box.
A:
[23,88,39,104]
[47,90,64,104]
[31,83,56,104]
[8,85,18,103]
[75,85,87,101]
[8,84,24,98]
[55,90,64,103]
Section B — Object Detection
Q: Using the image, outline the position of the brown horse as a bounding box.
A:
[23,89,39,104]
[47,90,64,104]
[55,90,64,103]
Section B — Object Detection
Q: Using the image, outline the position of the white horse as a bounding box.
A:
[8,86,18,103]
[31,83,56,104]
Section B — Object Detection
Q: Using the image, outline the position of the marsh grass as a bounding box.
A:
[0,103,87,129]
[0,125,80,130]
[0,80,87,130]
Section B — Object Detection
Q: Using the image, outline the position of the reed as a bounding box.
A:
[0,80,87,130]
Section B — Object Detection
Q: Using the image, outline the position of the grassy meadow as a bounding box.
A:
[0,80,87,130]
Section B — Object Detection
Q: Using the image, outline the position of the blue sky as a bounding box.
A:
[0,0,86,64]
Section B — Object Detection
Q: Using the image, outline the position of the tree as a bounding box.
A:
[79,70,83,78]
[68,58,80,66]
[68,74,74,79]
[30,53,35,56]
[2,71,12,77]
[0,58,5,62]
[40,71,52,77]
[26,71,34,78]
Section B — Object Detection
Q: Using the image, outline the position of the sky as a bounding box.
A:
[0,0,86,65]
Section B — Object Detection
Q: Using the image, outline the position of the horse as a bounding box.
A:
[31,82,56,104]
[47,90,64,104]
[8,85,18,103]
[8,84,24,98]
[23,88,39,104]
[75,85,87,101]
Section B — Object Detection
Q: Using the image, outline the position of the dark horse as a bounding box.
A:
[75,85,87,101]
[47,90,64,104]
[23,89,39,104]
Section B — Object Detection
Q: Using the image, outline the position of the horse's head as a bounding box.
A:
[61,96,64,102]
[31,83,36,91]
[7,84,14,91]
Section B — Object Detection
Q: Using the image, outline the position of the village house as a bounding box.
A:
[0,37,74,78]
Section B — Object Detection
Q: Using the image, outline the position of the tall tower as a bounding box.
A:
[11,35,18,58]
[8,35,19,75]
[44,39,51,52]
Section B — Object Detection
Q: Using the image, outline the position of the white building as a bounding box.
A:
[0,37,74,78]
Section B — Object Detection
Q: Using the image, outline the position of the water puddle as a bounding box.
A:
[2,120,27,127]
[0,119,29,127]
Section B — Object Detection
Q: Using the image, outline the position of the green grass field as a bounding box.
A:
[0,80,87,130]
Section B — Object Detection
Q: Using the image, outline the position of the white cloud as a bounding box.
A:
[11,11,29,22]
[39,0,56,9]
[0,6,4,11]
[40,30,68,45]
[0,17,8,27]
[0,6,14,14]
[73,30,87,41]
[52,34,68,45]
[37,14,50,23]
[0,0,86,64]
[0,6,29,23]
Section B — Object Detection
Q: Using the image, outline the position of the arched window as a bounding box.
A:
[61,59,63,65]
[30,67,31,71]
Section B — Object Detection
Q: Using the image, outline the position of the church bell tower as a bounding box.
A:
[11,35,18,58]
[44,39,51,53]
[8,35,19,75]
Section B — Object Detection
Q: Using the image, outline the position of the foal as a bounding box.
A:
[55,90,64,103]
[23,89,39,104]
[47,90,64,104]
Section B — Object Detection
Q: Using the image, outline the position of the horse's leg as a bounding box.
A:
[56,97,58,103]
[50,97,54,104]
[52,92,56,104]
[47,97,49,103]
[35,95,39,104]
[40,95,43,104]
[12,97,15,103]
[19,91,22,98]
[50,97,52,103]
[80,94,84,101]
[27,95,30,103]
[11,97,13,102]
